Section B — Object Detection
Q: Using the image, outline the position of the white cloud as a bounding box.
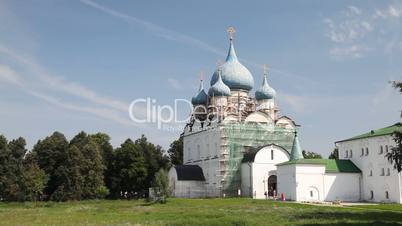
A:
[79,0,224,56]
[167,78,182,90]
[324,6,373,44]
[388,6,402,17]
[348,6,362,15]
[325,4,402,59]
[0,64,22,85]
[329,45,369,59]
[0,44,151,127]
[374,5,402,18]
[80,0,317,87]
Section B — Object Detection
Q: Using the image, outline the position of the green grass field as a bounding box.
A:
[1,198,402,226]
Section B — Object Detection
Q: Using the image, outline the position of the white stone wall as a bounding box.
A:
[183,124,222,196]
[241,145,290,199]
[277,164,297,200]
[168,168,206,198]
[324,173,361,201]
[277,164,361,202]
[295,165,326,201]
[337,135,402,203]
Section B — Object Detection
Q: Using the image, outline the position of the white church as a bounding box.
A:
[168,28,402,203]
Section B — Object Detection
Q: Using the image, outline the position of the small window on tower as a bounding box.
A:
[387,168,390,176]
[381,168,385,176]
[370,190,374,200]
[369,170,373,176]
[345,150,349,158]
[365,148,369,156]
[350,150,353,158]
[385,191,389,199]
[310,190,313,197]
[361,148,364,156]
[380,146,383,154]
[271,149,274,160]
[385,145,389,153]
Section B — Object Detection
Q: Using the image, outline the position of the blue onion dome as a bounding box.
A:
[255,74,276,100]
[191,80,208,105]
[210,38,254,91]
[208,70,231,97]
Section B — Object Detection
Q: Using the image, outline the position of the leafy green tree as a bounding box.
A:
[302,150,322,159]
[135,135,170,192]
[152,169,170,203]
[21,163,48,201]
[0,136,47,201]
[31,132,69,198]
[0,135,9,200]
[69,132,106,199]
[109,139,147,199]
[90,133,114,197]
[328,148,339,159]
[386,81,402,172]
[167,136,183,165]
[50,145,85,201]
[4,138,28,201]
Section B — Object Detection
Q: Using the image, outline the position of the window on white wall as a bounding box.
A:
[361,148,364,156]
[379,146,383,154]
[385,191,389,199]
[385,145,389,153]
[370,190,374,200]
[381,168,385,176]
[350,150,353,158]
[310,190,313,197]
[271,149,274,160]
[345,150,348,158]
[188,148,191,160]
[369,170,373,176]
[365,148,369,156]
[387,168,390,176]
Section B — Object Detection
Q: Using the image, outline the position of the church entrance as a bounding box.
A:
[267,175,277,197]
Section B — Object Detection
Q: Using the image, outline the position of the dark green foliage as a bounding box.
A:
[0,136,47,201]
[302,150,322,159]
[167,136,183,165]
[151,169,170,203]
[386,81,402,172]
[31,132,69,198]
[30,131,107,201]
[20,163,48,201]
[1,132,170,202]
[386,131,402,172]
[328,148,339,159]
[134,135,170,192]
[108,139,148,198]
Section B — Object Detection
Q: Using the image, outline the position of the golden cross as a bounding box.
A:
[227,26,236,40]
[263,64,269,77]
[216,60,223,68]
[199,71,204,81]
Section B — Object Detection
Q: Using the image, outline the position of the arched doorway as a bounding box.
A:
[267,175,277,197]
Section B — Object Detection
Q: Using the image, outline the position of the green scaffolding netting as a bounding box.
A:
[220,122,296,195]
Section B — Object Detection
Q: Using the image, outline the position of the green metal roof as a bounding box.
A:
[336,123,402,143]
[276,159,361,173]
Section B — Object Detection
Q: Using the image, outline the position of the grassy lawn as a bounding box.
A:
[0,198,402,226]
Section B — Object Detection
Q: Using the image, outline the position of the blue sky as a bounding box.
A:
[0,0,401,156]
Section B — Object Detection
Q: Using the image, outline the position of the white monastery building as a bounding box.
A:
[168,27,402,203]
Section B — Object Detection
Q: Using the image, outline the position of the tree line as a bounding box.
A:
[0,131,183,202]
